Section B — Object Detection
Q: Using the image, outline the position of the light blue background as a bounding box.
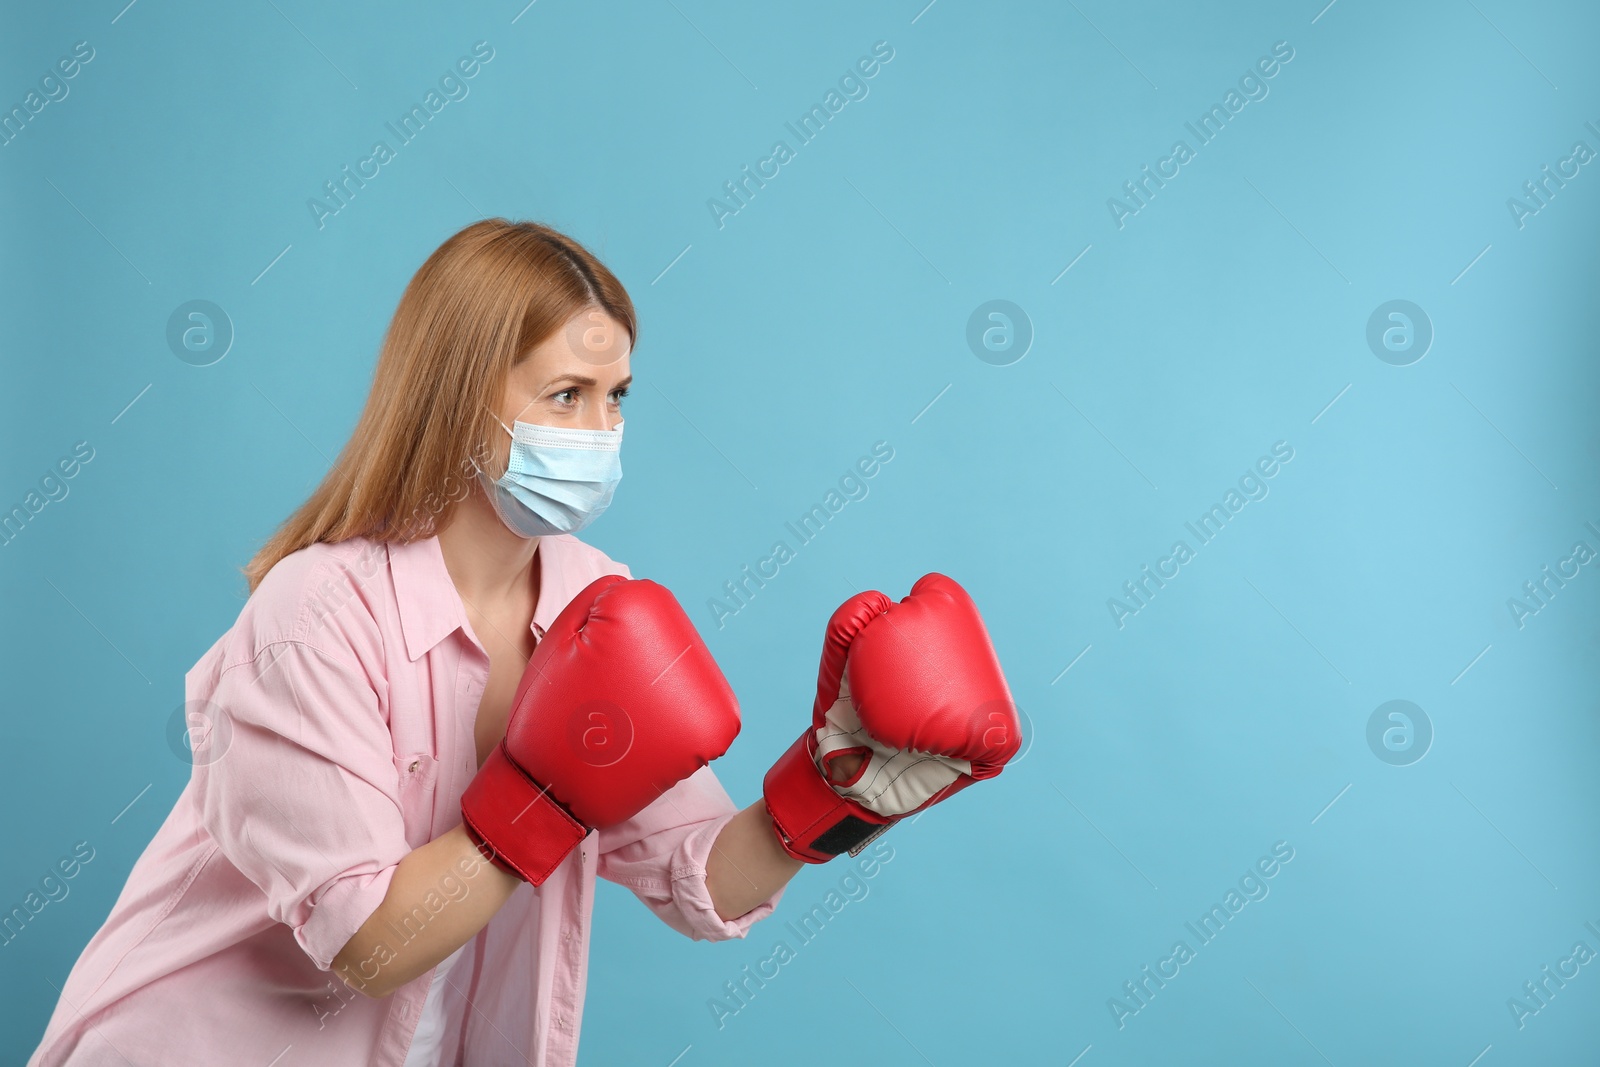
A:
[4,1,1598,1063]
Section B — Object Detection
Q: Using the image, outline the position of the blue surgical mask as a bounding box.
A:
[475,415,623,538]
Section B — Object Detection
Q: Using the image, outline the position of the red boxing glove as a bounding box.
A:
[461,575,740,884]
[763,573,1021,864]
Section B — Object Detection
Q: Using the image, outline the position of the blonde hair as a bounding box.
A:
[242,218,636,593]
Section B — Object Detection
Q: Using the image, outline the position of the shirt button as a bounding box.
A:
[408,759,420,772]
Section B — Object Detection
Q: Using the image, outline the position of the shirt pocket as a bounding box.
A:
[393,751,440,848]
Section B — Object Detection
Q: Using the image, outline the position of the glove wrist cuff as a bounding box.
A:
[460,742,588,885]
[763,729,893,863]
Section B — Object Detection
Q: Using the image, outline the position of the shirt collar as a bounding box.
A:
[389,534,560,662]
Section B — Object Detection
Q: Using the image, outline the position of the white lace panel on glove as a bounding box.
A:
[812,672,971,818]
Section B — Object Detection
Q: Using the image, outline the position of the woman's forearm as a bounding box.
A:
[705,800,804,921]
[332,824,520,998]
[336,800,801,994]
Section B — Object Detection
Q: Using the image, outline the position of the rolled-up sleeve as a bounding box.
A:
[597,764,785,942]
[193,639,407,972]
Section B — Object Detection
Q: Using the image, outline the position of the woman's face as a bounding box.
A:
[497,307,631,433]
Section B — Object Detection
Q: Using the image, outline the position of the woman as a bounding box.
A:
[30,218,1020,1066]
[27,219,806,1066]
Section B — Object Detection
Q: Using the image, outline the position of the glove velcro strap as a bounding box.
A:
[763,730,893,864]
[460,742,588,886]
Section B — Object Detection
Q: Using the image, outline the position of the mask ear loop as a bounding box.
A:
[469,408,516,477]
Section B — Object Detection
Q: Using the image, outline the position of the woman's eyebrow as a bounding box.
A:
[538,373,634,390]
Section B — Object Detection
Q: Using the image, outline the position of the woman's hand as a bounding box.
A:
[824,750,866,784]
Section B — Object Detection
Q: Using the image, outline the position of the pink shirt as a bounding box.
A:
[29,533,782,1066]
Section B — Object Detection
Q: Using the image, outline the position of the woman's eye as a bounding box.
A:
[551,389,577,404]
[610,388,629,405]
